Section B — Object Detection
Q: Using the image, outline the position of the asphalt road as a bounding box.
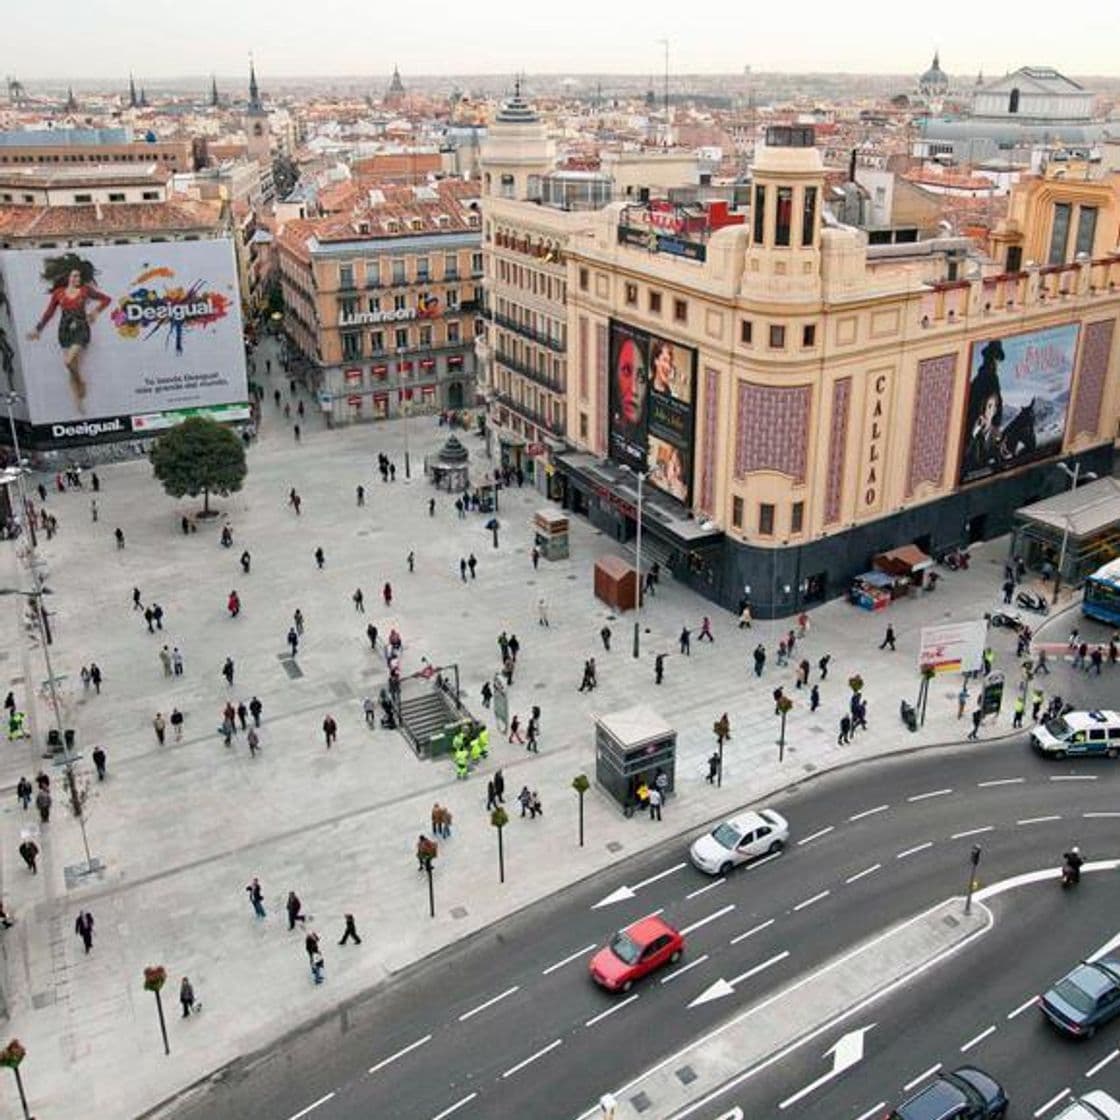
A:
[161,732,1120,1120]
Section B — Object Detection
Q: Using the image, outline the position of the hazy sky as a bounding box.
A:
[9,0,1120,80]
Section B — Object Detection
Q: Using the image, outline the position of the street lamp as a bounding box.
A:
[4,392,37,547]
[397,348,412,481]
[633,469,645,659]
[1052,460,1097,605]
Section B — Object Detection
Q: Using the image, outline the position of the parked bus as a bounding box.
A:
[1083,558,1120,626]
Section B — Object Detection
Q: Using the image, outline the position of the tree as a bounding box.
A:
[490,806,509,883]
[572,774,590,847]
[150,417,246,516]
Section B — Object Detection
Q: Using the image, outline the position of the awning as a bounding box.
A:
[874,545,933,576]
[854,570,896,588]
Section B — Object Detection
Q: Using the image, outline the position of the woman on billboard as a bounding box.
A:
[26,253,111,414]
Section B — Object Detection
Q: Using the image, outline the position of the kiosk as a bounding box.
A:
[533,509,570,560]
[595,706,676,813]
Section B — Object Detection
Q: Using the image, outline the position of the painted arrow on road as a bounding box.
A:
[592,862,688,909]
[688,951,790,1008]
[778,1024,876,1109]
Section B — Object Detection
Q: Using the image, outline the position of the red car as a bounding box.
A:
[589,916,684,992]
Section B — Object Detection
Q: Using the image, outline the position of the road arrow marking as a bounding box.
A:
[778,1024,876,1109]
[592,862,688,909]
[689,951,790,1008]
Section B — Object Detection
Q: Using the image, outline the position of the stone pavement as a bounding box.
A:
[0,340,1098,1119]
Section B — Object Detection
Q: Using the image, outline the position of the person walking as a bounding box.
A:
[89,663,102,694]
[407,550,415,573]
[600,625,612,652]
[92,745,107,781]
[240,549,252,575]
[227,589,241,618]
[222,657,235,686]
[170,707,184,742]
[133,587,143,611]
[577,661,594,693]
[493,768,506,804]
[529,791,543,819]
[304,930,321,966]
[809,684,820,712]
[246,877,266,919]
[36,787,51,822]
[480,680,493,708]
[796,659,810,689]
[773,686,786,715]
[538,599,549,627]
[838,714,852,745]
[1012,695,1025,729]
[248,696,262,727]
[818,653,831,680]
[114,527,125,549]
[19,838,39,874]
[957,685,970,719]
[526,716,539,753]
[172,647,184,676]
[486,779,498,811]
[247,727,261,757]
[517,786,533,818]
[293,608,305,635]
[753,645,766,677]
[353,588,365,613]
[338,914,362,946]
[314,547,325,570]
[679,627,692,656]
[706,752,721,784]
[531,546,540,570]
[416,835,437,871]
[322,715,338,748]
[968,708,983,741]
[429,497,436,517]
[698,616,714,643]
[654,653,665,685]
[880,625,896,651]
[287,627,299,657]
[153,712,167,745]
[508,714,524,744]
[75,910,95,953]
[739,603,753,629]
[383,582,393,607]
[16,776,32,811]
[356,485,365,507]
[236,702,248,731]
[468,553,478,579]
[714,712,730,747]
[366,622,378,651]
[648,786,663,821]
[179,976,196,1017]
[459,557,468,582]
[1031,688,1044,722]
[286,891,306,930]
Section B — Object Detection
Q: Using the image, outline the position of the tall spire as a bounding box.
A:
[248,55,261,112]
[128,72,137,108]
[210,74,219,107]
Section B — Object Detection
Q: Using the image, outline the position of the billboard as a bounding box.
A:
[959,323,1079,484]
[0,240,248,428]
[608,319,697,503]
[918,619,987,675]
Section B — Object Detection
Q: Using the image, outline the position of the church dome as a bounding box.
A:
[919,51,949,95]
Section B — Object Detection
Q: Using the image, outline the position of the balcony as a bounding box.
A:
[492,312,565,353]
[493,349,565,394]
[492,390,566,437]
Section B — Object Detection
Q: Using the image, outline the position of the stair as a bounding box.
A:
[397,679,469,757]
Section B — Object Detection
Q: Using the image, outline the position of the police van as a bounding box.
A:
[1031,710,1120,758]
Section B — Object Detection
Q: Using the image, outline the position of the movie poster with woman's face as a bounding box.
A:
[959,323,1079,484]
[608,319,696,503]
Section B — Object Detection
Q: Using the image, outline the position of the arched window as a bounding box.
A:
[1008,88,1020,114]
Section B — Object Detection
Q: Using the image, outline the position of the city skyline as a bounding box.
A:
[7,0,1120,82]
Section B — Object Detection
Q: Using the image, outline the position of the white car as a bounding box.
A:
[1054,1092,1120,1120]
[689,808,789,875]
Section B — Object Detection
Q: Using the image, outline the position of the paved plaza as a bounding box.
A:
[0,345,1103,1119]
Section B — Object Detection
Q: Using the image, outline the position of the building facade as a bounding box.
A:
[276,178,483,424]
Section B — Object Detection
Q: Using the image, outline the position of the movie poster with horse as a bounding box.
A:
[959,322,1080,484]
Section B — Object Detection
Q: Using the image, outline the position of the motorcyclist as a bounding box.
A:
[1062,846,1084,885]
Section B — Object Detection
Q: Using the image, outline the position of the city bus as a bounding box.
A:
[1083,558,1120,626]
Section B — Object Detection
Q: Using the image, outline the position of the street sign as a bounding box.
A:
[981,672,1005,716]
[918,620,986,675]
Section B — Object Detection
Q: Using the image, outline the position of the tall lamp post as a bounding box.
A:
[1052,460,1097,605]
[4,393,37,547]
[632,470,645,659]
[397,349,412,481]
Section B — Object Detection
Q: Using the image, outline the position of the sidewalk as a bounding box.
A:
[0,345,1093,1118]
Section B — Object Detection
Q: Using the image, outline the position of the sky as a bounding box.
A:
[7,0,1120,80]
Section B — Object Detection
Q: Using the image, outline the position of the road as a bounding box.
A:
[160,734,1120,1120]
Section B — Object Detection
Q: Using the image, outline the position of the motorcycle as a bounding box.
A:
[940,547,971,571]
[1016,590,1049,615]
[985,611,1025,631]
[1061,849,1083,888]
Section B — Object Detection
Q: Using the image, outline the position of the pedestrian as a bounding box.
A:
[493,768,506,804]
[518,786,533,817]
[294,608,305,635]
[531,546,540,570]
[221,712,234,747]
[797,611,810,638]
[880,625,896,651]
[228,589,241,617]
[114,527,125,549]
[16,776,32,811]
[486,779,498,810]
[441,805,453,837]
[1012,696,1025,728]
[246,877,266,919]
[153,712,167,745]
[222,657,235,686]
[36,787,51,822]
[159,645,172,676]
[777,639,789,667]
[529,790,543,818]
[648,786,663,821]
[353,587,365,612]
[713,712,731,746]
[509,714,524,744]
[508,634,520,662]
[797,659,810,689]
[170,707,184,742]
[526,716,539,753]
[383,582,392,607]
[132,587,142,611]
[810,684,820,712]
[407,550,415,573]
[818,653,831,680]
[707,752,721,784]
[1002,578,1014,605]
[538,599,549,627]
[356,484,365,507]
[19,838,38,874]
[236,701,248,731]
[1031,689,1044,722]
[468,553,477,579]
[338,914,362,946]
[459,557,468,582]
[577,661,594,693]
[179,977,196,1018]
[172,647,184,676]
[416,835,436,871]
[144,607,155,633]
[957,686,969,719]
[753,645,766,677]
[287,627,299,657]
[983,648,995,676]
[366,622,378,651]
[363,695,376,727]
[739,603,753,629]
[247,727,260,756]
[289,489,302,515]
[600,624,612,651]
[152,603,164,630]
[293,423,301,442]
[654,653,665,685]
[286,891,306,930]
[679,627,691,656]
[314,547,325,570]
[480,680,492,708]
[698,616,714,643]
[773,686,786,715]
[75,910,95,953]
[304,929,321,965]
[92,745,107,781]
[89,498,98,522]
[968,708,982,741]
[429,497,436,517]
[240,550,251,575]
[322,714,338,748]
[249,696,262,726]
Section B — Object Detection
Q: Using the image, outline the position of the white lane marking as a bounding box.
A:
[501,1037,563,1078]
[897,842,933,860]
[960,1024,996,1052]
[636,908,666,923]
[1034,1088,1071,1117]
[430,1093,478,1120]
[687,879,726,900]
[846,864,882,885]
[951,826,994,839]
[849,804,889,822]
[661,954,710,984]
[679,904,736,936]
[458,985,520,1022]
[1017,816,1062,825]
[286,1093,336,1120]
[729,951,790,986]
[585,995,639,1028]
[908,789,952,802]
[1084,812,1120,819]
[903,1064,943,1092]
[853,1105,888,1120]
[368,1034,433,1074]
[1050,775,1097,782]
[793,890,830,912]
[1007,995,1037,1019]
[634,862,689,890]
[541,943,596,976]
[978,777,1024,787]
[974,859,1120,902]
[731,919,776,945]
[1086,1050,1120,1077]
[797,826,834,846]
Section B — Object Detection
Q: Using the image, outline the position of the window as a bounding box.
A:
[500,173,515,199]
[108,192,125,203]
[579,412,589,440]
[759,503,775,536]
[448,321,461,343]
[471,251,484,275]
[395,327,409,349]
[142,190,159,201]
[370,330,385,353]
[416,256,430,282]
[419,324,432,346]
[579,267,589,291]
[393,294,407,312]
[802,186,817,246]
[753,184,766,243]
[1048,203,1072,265]
[73,193,92,203]
[674,298,688,323]
[340,297,357,320]
[339,263,355,289]
[648,290,662,314]
[447,289,459,309]
[625,282,638,306]
[791,501,804,534]
[366,261,380,287]
[775,187,793,246]
[732,496,744,528]
[802,324,816,347]
[769,324,786,349]
[341,332,361,360]
[1075,206,1098,257]
[1006,245,1023,273]
[443,253,458,279]
[392,259,406,285]
[1008,88,1020,114]
[740,319,753,344]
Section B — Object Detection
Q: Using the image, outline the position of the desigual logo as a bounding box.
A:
[111,265,230,354]
[51,418,126,438]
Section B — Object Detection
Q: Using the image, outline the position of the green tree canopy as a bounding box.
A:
[150,416,247,514]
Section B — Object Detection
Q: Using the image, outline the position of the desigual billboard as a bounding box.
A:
[0,240,248,426]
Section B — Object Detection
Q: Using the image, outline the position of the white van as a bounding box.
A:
[1031,710,1120,759]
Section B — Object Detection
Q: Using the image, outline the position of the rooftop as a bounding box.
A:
[0,198,223,238]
